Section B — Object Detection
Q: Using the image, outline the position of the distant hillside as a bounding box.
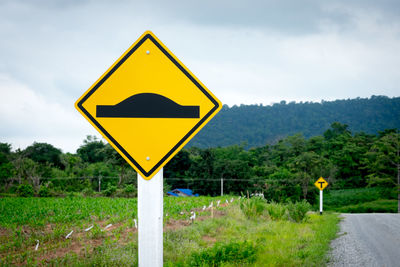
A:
[188,95,400,148]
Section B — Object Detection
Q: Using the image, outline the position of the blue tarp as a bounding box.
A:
[167,192,179,197]
[167,188,199,197]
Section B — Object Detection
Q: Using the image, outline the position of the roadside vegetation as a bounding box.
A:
[0,196,339,266]
[0,121,397,263]
[0,123,398,208]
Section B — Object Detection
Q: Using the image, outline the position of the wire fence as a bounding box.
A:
[3,176,309,196]
[4,176,305,182]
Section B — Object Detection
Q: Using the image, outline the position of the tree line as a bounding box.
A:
[0,122,398,203]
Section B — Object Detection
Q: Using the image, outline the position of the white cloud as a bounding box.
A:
[0,74,100,152]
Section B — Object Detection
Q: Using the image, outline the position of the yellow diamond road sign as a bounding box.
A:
[75,31,222,180]
[314,177,328,191]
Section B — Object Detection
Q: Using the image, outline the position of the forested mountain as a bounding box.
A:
[189,96,400,148]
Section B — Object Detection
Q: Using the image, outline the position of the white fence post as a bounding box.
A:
[221,177,224,196]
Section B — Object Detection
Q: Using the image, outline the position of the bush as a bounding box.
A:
[379,187,397,199]
[114,184,137,198]
[266,202,287,220]
[67,191,81,198]
[287,200,311,222]
[16,184,34,197]
[239,198,266,219]
[189,241,257,266]
[124,184,135,193]
[82,187,95,197]
[102,185,117,197]
[123,184,136,197]
[38,186,51,197]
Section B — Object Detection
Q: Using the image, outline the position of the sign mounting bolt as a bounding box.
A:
[146,156,150,161]
[146,50,150,55]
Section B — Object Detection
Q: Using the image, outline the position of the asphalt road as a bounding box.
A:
[328,213,400,267]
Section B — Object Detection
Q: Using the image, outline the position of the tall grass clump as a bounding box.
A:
[188,241,257,266]
[16,184,34,197]
[287,200,311,222]
[265,202,287,220]
[239,198,267,219]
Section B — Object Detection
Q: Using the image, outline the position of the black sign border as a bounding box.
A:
[77,34,220,177]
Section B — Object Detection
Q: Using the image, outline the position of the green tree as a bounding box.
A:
[186,148,217,195]
[83,162,116,177]
[323,122,351,140]
[290,151,331,201]
[100,144,135,186]
[77,135,108,163]
[364,131,399,212]
[12,155,48,191]
[60,153,85,177]
[264,167,301,202]
[213,145,254,195]
[0,143,14,189]
[323,123,369,188]
[165,150,191,178]
[23,142,63,168]
[0,143,12,155]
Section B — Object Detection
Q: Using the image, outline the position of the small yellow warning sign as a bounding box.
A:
[314,177,328,191]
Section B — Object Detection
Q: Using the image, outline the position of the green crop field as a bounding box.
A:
[0,197,339,266]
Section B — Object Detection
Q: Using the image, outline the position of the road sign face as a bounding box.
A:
[314,177,328,191]
[75,31,222,180]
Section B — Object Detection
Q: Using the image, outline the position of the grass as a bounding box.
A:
[0,197,340,266]
[322,187,397,213]
[334,199,397,213]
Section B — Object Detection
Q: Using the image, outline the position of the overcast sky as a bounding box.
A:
[1,0,400,153]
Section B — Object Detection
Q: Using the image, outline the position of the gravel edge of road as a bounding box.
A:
[327,214,379,267]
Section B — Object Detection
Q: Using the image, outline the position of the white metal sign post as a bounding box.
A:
[138,169,163,267]
[314,177,328,215]
[319,190,323,215]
